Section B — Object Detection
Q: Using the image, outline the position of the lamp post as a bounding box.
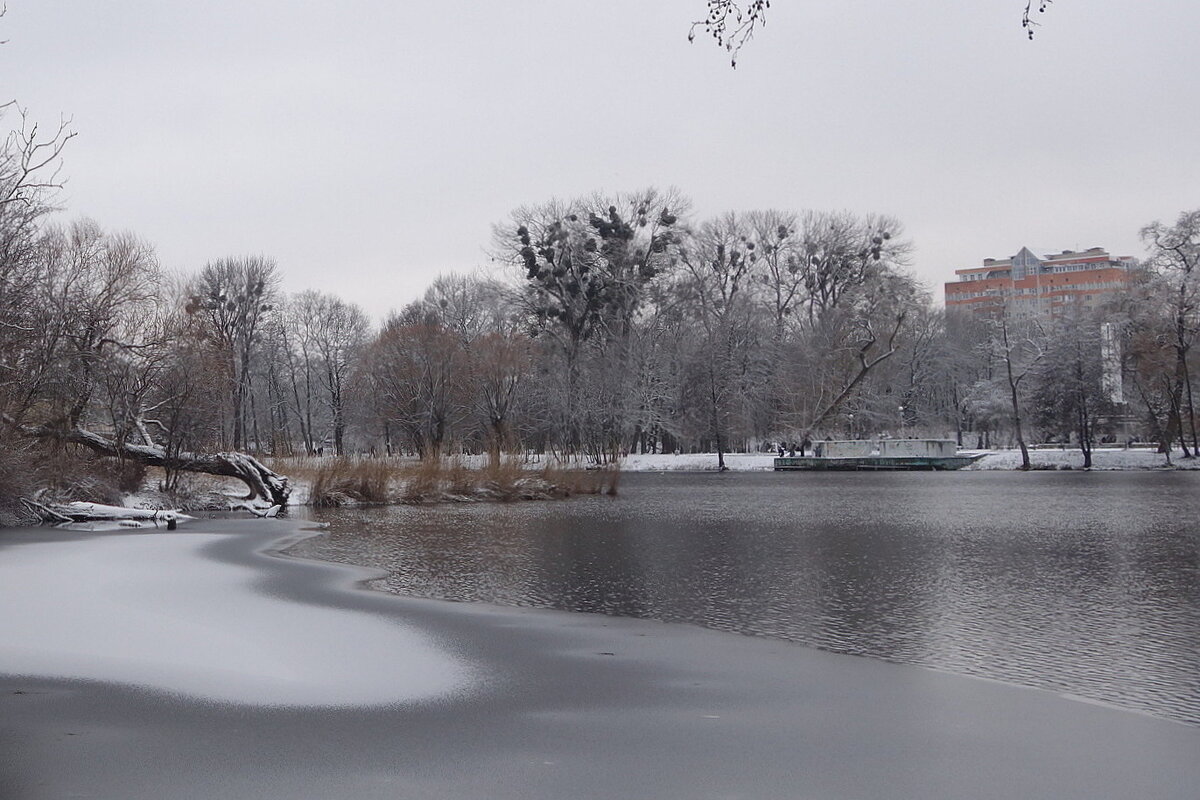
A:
[898,405,906,438]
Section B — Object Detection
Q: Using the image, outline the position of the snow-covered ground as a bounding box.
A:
[620,452,777,471]
[965,447,1197,470]
[0,529,474,706]
[616,448,1199,472]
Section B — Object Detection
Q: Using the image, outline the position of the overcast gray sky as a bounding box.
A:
[4,1,1197,320]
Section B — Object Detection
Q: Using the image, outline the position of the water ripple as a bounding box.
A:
[290,471,1200,725]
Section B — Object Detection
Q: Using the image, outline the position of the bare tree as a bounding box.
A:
[927,309,994,446]
[311,293,369,455]
[281,293,321,454]
[372,318,470,459]
[1,103,74,211]
[677,212,765,469]
[495,188,687,453]
[473,331,533,464]
[0,103,72,432]
[186,256,279,451]
[992,308,1046,469]
[1140,210,1200,456]
[1,228,290,505]
[770,211,917,439]
[746,210,803,340]
[792,267,923,438]
[1031,310,1108,467]
[1118,267,1191,463]
[419,273,511,343]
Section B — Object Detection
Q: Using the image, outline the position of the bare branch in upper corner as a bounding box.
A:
[1022,0,1054,40]
[691,2,1056,67]
[689,0,770,68]
[1,104,77,208]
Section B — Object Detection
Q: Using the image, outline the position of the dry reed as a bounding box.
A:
[269,454,619,507]
[285,457,396,506]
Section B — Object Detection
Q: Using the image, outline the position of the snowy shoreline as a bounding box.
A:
[616,447,1198,472]
[75,446,1197,521]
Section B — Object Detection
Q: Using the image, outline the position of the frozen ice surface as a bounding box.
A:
[0,532,473,707]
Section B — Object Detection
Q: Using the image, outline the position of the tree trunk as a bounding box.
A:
[707,352,728,472]
[1077,401,1093,469]
[489,417,507,467]
[1000,316,1032,470]
[1181,352,1198,456]
[1004,357,1031,470]
[8,418,290,506]
[1168,367,1190,458]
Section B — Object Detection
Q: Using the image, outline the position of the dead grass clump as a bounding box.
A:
[443,460,477,496]
[398,458,443,504]
[479,457,527,501]
[266,454,620,508]
[538,464,619,498]
[309,458,394,506]
[348,460,391,503]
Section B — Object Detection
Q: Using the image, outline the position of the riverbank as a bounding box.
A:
[1,518,1197,799]
[618,447,1196,472]
[29,446,1185,524]
[1,458,618,525]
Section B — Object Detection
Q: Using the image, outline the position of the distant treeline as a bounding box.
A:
[4,108,1199,518]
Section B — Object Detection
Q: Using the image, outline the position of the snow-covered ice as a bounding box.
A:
[0,531,474,707]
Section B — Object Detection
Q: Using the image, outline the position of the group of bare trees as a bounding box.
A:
[893,212,1200,470]
[1118,212,1200,463]
[5,182,935,483]
[5,102,1200,513]
[1,101,323,508]
[477,192,934,466]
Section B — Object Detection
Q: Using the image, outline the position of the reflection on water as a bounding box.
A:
[289,471,1200,725]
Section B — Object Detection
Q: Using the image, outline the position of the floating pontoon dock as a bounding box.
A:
[774,439,982,471]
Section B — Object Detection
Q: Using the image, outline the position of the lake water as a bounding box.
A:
[289,471,1200,725]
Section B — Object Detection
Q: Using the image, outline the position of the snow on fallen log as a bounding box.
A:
[228,501,282,518]
[49,502,194,527]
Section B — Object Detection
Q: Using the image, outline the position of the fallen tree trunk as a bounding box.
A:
[4,417,291,506]
[41,501,193,525]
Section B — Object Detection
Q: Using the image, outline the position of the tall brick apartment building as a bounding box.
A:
[943,246,1136,317]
